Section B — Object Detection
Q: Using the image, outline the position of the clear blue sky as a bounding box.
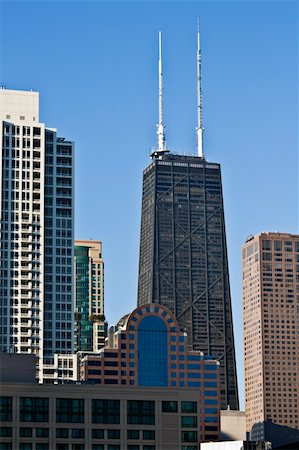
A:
[1,1,298,409]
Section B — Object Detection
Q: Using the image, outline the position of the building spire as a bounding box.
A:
[151,31,169,159]
[196,18,204,158]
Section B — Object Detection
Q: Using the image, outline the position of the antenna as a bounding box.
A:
[196,18,204,158]
[151,31,169,158]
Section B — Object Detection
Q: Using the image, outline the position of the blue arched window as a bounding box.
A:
[138,315,168,386]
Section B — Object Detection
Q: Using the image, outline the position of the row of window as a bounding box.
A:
[0,398,216,425]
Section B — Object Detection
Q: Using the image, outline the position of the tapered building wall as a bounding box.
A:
[137,153,239,410]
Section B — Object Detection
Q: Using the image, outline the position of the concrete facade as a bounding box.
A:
[220,410,246,441]
[0,382,216,449]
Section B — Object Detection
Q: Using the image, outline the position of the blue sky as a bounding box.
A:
[1,1,298,409]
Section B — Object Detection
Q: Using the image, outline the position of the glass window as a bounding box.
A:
[19,445,32,450]
[56,429,69,438]
[0,427,12,437]
[92,429,104,439]
[0,397,12,421]
[107,446,120,450]
[36,428,49,438]
[181,402,197,413]
[72,429,85,438]
[20,427,32,437]
[138,316,168,386]
[0,444,12,450]
[107,429,120,439]
[143,430,155,440]
[181,447,197,450]
[181,416,197,428]
[72,445,84,450]
[92,446,104,450]
[181,431,197,442]
[143,446,155,450]
[92,400,120,424]
[36,445,49,450]
[162,401,178,413]
[128,446,139,450]
[127,430,139,439]
[56,445,68,450]
[56,399,84,423]
[20,398,49,422]
[127,400,155,425]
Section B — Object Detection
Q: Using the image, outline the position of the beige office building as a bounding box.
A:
[242,232,299,433]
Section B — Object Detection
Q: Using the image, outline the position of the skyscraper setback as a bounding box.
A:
[0,88,74,381]
[137,30,239,409]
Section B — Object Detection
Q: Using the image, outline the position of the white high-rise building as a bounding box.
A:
[0,88,74,381]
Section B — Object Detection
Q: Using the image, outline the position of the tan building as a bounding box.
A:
[220,410,246,441]
[242,232,299,433]
[74,240,106,352]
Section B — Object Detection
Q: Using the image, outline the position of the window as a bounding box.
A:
[143,430,155,440]
[0,427,12,437]
[20,427,32,437]
[127,430,139,439]
[20,398,49,422]
[92,446,104,450]
[181,416,197,428]
[0,397,12,421]
[107,446,120,450]
[19,445,32,450]
[56,399,84,423]
[56,445,68,450]
[92,400,120,424]
[181,431,197,442]
[138,316,168,386]
[181,402,197,413]
[143,446,155,450]
[56,429,69,438]
[36,445,49,450]
[36,428,49,438]
[128,446,139,450]
[0,444,12,450]
[72,429,85,438]
[107,429,120,439]
[162,401,178,412]
[127,400,155,425]
[92,429,104,439]
[72,445,84,450]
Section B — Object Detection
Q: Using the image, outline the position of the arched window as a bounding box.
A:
[138,315,168,386]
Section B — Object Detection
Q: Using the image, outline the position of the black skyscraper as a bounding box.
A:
[137,153,239,409]
[137,29,239,409]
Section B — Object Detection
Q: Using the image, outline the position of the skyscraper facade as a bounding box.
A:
[74,240,105,352]
[242,232,299,434]
[0,88,74,381]
[137,29,238,410]
[138,154,239,410]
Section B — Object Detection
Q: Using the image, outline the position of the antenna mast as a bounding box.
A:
[196,18,204,158]
[151,31,169,158]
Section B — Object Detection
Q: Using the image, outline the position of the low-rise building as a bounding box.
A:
[1,382,215,449]
[80,303,220,441]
